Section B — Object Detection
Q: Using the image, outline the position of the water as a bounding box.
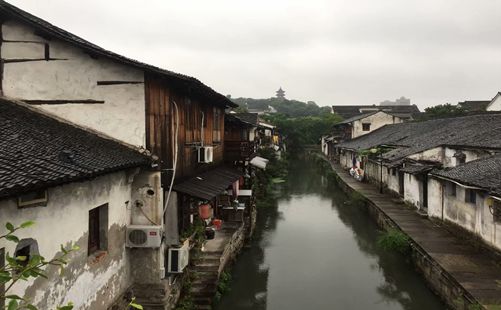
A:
[215,159,445,310]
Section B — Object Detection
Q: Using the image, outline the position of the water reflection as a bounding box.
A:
[215,160,444,310]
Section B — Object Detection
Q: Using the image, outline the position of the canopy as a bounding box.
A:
[173,167,242,200]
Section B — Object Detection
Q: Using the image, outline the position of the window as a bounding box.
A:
[17,190,48,208]
[1,247,4,310]
[449,183,456,197]
[88,204,109,256]
[391,168,396,176]
[213,107,221,142]
[465,189,476,204]
[362,123,371,131]
[14,239,39,268]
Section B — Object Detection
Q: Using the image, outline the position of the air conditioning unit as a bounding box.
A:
[167,242,189,273]
[125,225,162,248]
[198,146,214,163]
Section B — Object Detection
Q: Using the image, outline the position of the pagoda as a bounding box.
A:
[276,87,285,100]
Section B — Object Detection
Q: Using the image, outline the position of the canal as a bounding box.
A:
[215,159,445,310]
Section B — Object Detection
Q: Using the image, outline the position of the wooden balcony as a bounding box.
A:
[224,140,257,161]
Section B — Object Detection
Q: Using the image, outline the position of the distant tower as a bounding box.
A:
[276,87,286,100]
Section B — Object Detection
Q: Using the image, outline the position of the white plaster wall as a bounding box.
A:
[386,170,400,194]
[352,112,403,138]
[487,95,501,111]
[408,147,443,163]
[1,20,146,147]
[443,185,478,233]
[340,151,352,169]
[427,178,443,218]
[403,173,422,209]
[443,147,487,167]
[0,171,133,309]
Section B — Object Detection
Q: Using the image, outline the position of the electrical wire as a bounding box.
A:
[163,100,179,218]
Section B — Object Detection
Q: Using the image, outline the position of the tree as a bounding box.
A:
[417,103,467,120]
[0,221,77,310]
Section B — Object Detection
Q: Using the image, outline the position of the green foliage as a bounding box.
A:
[263,113,341,153]
[127,297,143,309]
[416,103,467,121]
[213,271,232,305]
[348,191,366,208]
[231,97,331,117]
[377,229,411,255]
[174,297,195,310]
[1,221,78,310]
[180,217,205,246]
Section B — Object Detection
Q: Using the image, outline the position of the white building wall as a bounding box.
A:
[1,20,146,147]
[427,178,443,218]
[403,173,422,209]
[487,95,501,111]
[351,111,403,138]
[0,172,133,309]
[386,169,400,194]
[429,178,501,250]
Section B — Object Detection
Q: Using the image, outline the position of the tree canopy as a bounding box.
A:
[231,97,331,117]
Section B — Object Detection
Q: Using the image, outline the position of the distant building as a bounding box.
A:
[487,92,501,111]
[276,87,286,100]
[380,96,411,106]
[332,104,420,120]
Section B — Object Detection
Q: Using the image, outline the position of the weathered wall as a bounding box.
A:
[0,171,134,310]
[144,75,225,181]
[427,178,443,218]
[351,111,403,138]
[408,147,443,163]
[1,20,146,147]
[429,177,501,250]
[404,173,422,209]
[443,185,479,233]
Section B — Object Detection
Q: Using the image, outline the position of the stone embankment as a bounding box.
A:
[321,156,501,310]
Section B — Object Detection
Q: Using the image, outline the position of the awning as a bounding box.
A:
[250,156,269,169]
[173,167,242,200]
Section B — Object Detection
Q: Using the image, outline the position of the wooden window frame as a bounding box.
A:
[88,204,108,256]
[362,123,371,131]
[17,190,48,208]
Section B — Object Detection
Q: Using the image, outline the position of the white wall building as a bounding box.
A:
[0,98,159,309]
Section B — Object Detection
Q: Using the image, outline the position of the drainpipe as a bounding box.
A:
[201,111,205,147]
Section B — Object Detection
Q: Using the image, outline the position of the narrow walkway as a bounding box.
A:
[328,160,501,309]
[190,222,242,310]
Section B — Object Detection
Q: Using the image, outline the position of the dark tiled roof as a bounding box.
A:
[0,0,236,108]
[332,104,420,119]
[0,98,151,198]
[337,114,501,163]
[173,166,242,200]
[431,154,501,197]
[337,111,378,125]
[225,113,254,127]
[233,113,259,126]
[457,100,490,112]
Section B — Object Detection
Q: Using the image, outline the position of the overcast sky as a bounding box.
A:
[9,0,501,109]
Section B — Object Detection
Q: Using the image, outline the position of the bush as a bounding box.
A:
[377,229,411,255]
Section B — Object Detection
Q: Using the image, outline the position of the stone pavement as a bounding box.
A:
[329,160,501,309]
